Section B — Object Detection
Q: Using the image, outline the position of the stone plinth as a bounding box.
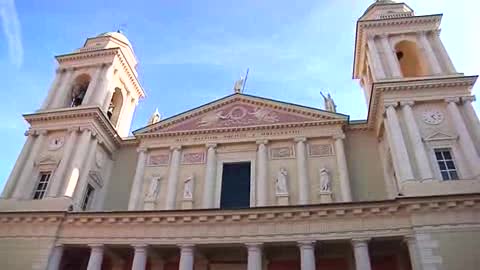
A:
[319,191,333,203]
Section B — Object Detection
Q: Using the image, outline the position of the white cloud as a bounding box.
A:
[0,0,23,67]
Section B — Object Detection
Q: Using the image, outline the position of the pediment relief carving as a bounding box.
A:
[423,131,458,142]
[136,95,347,136]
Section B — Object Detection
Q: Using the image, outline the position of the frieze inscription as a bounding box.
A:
[309,144,333,157]
[148,154,170,166]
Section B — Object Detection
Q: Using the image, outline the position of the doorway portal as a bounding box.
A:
[220,162,251,209]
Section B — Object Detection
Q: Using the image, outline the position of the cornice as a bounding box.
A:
[366,75,478,130]
[55,48,145,99]
[136,120,346,139]
[24,107,122,147]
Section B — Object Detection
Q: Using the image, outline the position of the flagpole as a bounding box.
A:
[242,68,249,93]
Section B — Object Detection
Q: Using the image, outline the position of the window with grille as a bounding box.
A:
[81,184,95,211]
[434,148,458,180]
[32,172,51,200]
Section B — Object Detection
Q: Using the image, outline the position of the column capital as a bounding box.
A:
[366,33,378,41]
[245,242,263,248]
[297,240,316,248]
[178,244,195,252]
[206,143,217,149]
[403,234,417,244]
[88,243,105,249]
[256,139,269,145]
[170,145,182,151]
[400,100,415,107]
[384,101,399,109]
[79,126,93,133]
[445,97,460,104]
[351,238,371,247]
[294,137,307,143]
[35,129,48,136]
[132,243,149,249]
[378,33,390,39]
[333,133,346,140]
[137,147,149,153]
[462,96,476,103]
[67,126,80,133]
[24,129,35,137]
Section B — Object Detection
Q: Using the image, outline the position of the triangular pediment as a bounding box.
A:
[135,94,348,135]
[423,131,458,142]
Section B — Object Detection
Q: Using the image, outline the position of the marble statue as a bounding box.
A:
[148,108,161,125]
[183,175,194,200]
[275,168,289,195]
[320,91,337,113]
[319,168,331,192]
[146,176,161,200]
[233,76,244,93]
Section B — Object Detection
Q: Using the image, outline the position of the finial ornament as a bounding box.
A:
[148,108,161,125]
[320,91,337,113]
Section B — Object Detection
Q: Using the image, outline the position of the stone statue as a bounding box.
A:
[275,168,289,195]
[71,84,87,107]
[183,175,194,200]
[319,168,331,192]
[146,176,161,200]
[320,91,337,113]
[233,76,244,93]
[148,108,161,125]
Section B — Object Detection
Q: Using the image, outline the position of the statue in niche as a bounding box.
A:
[275,168,289,195]
[319,168,331,192]
[183,175,194,200]
[320,91,337,113]
[146,176,161,200]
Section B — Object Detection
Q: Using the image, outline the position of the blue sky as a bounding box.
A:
[0,0,479,191]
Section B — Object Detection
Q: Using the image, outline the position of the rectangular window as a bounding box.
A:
[434,148,458,180]
[32,172,51,200]
[81,184,95,211]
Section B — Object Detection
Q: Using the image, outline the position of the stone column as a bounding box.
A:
[41,68,63,110]
[446,97,480,176]
[431,30,456,74]
[1,130,35,198]
[404,235,422,270]
[73,134,98,207]
[87,244,104,270]
[400,101,433,180]
[246,243,262,270]
[417,31,442,75]
[63,128,93,198]
[132,244,148,270]
[352,239,372,270]
[333,134,353,202]
[256,140,268,207]
[47,128,79,197]
[46,244,63,270]
[128,148,148,210]
[295,137,309,205]
[461,96,480,148]
[165,146,182,210]
[94,65,114,109]
[51,68,75,108]
[366,36,386,79]
[379,34,402,78]
[298,241,316,270]
[384,103,415,182]
[12,130,47,199]
[202,143,217,208]
[83,65,105,104]
[178,244,194,270]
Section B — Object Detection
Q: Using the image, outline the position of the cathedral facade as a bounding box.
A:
[0,1,479,270]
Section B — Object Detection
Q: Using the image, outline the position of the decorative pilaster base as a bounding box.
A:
[276,193,289,206]
[144,200,155,210]
[182,199,193,210]
[319,191,333,203]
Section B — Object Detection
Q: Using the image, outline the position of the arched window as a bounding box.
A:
[107,88,124,126]
[70,74,90,107]
[394,40,428,78]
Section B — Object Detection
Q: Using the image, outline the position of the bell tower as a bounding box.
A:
[1,32,145,211]
[354,1,480,197]
[40,31,145,137]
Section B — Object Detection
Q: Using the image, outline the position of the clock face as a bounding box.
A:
[422,110,444,125]
[48,136,64,151]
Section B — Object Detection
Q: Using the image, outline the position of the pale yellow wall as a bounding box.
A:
[0,238,54,270]
[431,230,480,270]
[143,148,170,210]
[268,140,297,206]
[345,130,387,201]
[307,138,338,203]
[103,145,138,210]
[176,146,206,209]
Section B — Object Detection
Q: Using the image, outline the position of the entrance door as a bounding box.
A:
[220,162,251,209]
